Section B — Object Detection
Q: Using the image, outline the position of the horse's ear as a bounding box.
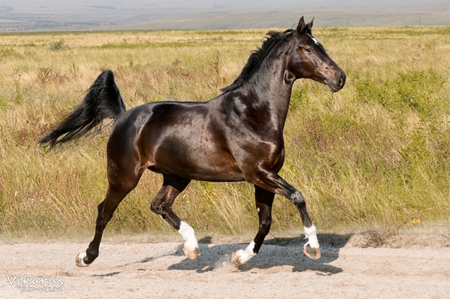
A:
[302,17,314,35]
[308,17,314,31]
[296,16,305,34]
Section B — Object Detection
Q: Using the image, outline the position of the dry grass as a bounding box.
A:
[1,27,450,240]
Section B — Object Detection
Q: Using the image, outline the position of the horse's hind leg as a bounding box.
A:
[150,174,199,260]
[232,185,274,267]
[76,161,142,267]
[76,184,135,267]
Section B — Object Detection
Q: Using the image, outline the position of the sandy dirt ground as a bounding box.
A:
[1,232,450,299]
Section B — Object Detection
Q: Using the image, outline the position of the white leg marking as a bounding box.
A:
[232,241,256,267]
[178,221,199,259]
[304,225,320,248]
[75,251,89,267]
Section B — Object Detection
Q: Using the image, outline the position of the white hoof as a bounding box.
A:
[178,221,199,260]
[303,225,321,260]
[231,242,256,268]
[183,245,199,260]
[303,244,321,260]
[76,252,89,267]
[231,249,246,267]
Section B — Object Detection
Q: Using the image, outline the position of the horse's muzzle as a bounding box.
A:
[328,71,346,92]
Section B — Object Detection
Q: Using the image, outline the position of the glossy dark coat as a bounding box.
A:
[39,17,346,267]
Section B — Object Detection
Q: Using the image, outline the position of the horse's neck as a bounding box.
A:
[243,46,294,129]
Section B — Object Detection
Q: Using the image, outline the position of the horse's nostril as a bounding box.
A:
[338,75,346,88]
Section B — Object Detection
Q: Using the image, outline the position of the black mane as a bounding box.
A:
[221,29,294,93]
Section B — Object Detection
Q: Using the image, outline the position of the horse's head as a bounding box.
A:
[287,17,346,92]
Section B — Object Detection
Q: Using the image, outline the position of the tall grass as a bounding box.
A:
[1,27,449,239]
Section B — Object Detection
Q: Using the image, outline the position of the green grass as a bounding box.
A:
[1,27,450,240]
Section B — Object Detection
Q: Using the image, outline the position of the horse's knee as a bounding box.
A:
[291,190,306,206]
[97,201,105,212]
[150,201,163,216]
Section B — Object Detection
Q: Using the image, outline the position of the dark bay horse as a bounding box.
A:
[39,17,345,268]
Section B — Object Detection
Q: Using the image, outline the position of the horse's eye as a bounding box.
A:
[306,48,314,53]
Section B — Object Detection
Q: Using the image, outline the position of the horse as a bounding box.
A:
[39,17,346,268]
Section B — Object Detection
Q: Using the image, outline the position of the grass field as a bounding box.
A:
[1,26,450,240]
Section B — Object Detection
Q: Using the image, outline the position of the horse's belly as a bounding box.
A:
[153,153,244,182]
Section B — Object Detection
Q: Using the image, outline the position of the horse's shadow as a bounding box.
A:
[165,234,351,275]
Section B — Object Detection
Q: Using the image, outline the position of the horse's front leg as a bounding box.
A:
[294,190,321,259]
[232,186,274,267]
[232,171,320,267]
[276,179,320,260]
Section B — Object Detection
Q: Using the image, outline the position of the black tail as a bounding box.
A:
[38,70,126,149]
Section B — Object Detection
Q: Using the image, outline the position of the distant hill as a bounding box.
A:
[1,0,449,32]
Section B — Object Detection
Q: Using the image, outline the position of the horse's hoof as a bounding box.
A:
[231,250,245,268]
[183,246,199,260]
[76,252,90,267]
[303,245,321,260]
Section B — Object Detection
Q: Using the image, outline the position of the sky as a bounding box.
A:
[1,0,440,11]
[1,0,449,31]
